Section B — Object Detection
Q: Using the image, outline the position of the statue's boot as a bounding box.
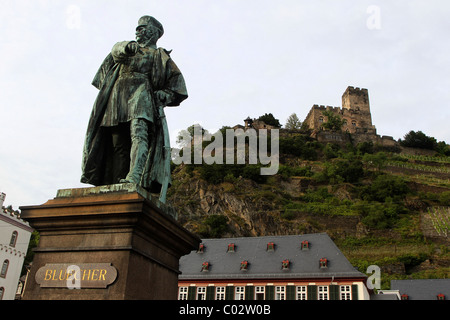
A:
[124,119,149,184]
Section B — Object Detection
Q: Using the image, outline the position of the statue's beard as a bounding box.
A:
[136,30,157,45]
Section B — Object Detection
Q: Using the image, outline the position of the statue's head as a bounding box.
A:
[135,16,164,45]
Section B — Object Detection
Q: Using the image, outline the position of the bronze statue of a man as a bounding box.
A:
[81,16,187,202]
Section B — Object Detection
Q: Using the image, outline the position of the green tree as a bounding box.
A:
[285,113,302,129]
[399,130,437,150]
[258,113,281,127]
[321,110,345,131]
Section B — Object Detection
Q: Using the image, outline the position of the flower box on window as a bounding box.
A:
[201,261,210,272]
[267,242,275,251]
[319,258,328,268]
[240,260,249,271]
[281,259,290,270]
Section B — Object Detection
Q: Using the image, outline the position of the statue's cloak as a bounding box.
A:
[80,47,187,194]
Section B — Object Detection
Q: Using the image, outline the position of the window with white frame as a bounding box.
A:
[216,286,225,300]
[318,286,328,300]
[296,286,307,300]
[235,286,245,300]
[255,286,265,300]
[340,285,352,300]
[275,286,286,300]
[178,287,188,300]
[197,287,206,300]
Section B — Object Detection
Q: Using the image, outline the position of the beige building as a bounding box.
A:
[0,193,33,300]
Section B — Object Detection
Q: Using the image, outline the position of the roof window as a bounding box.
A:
[227,243,236,253]
[301,240,309,250]
[201,262,210,272]
[437,294,445,300]
[282,259,290,270]
[319,258,328,268]
[197,243,205,253]
[240,260,249,271]
[267,242,275,251]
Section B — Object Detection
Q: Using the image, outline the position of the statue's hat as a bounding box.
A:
[137,16,164,38]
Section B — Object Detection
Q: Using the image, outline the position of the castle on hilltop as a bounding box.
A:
[303,86,396,147]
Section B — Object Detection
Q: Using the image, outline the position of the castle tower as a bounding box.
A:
[341,86,375,132]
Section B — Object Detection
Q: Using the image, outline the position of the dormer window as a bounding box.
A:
[319,258,328,268]
[240,260,249,271]
[197,243,205,253]
[301,240,309,250]
[282,259,290,270]
[437,294,445,300]
[227,243,235,253]
[401,294,409,300]
[267,242,275,252]
[201,262,210,272]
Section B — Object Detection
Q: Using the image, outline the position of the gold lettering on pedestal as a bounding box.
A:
[35,263,117,288]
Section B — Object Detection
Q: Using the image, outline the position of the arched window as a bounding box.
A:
[0,260,9,278]
[9,231,18,247]
[351,120,357,127]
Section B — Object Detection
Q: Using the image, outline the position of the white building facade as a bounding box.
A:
[0,193,33,300]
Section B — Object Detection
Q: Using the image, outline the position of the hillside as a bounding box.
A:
[167,130,450,289]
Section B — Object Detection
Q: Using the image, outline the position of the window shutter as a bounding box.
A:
[187,287,196,300]
[206,286,215,300]
[286,286,296,300]
[225,286,235,300]
[329,285,339,300]
[245,286,254,300]
[307,285,317,300]
[265,285,275,300]
[351,284,359,300]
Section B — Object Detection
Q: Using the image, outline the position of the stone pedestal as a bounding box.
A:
[20,184,200,300]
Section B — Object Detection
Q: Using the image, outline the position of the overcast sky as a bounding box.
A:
[1,0,449,209]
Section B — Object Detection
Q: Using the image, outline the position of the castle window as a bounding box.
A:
[267,242,275,251]
[0,260,9,278]
[301,240,309,250]
[9,231,18,247]
[227,243,235,253]
[197,243,205,253]
[319,116,324,123]
[351,120,357,126]
[319,258,328,268]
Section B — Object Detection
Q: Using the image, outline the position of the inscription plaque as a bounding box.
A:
[35,263,117,288]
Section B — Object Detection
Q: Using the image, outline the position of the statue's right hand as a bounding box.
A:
[125,41,139,55]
